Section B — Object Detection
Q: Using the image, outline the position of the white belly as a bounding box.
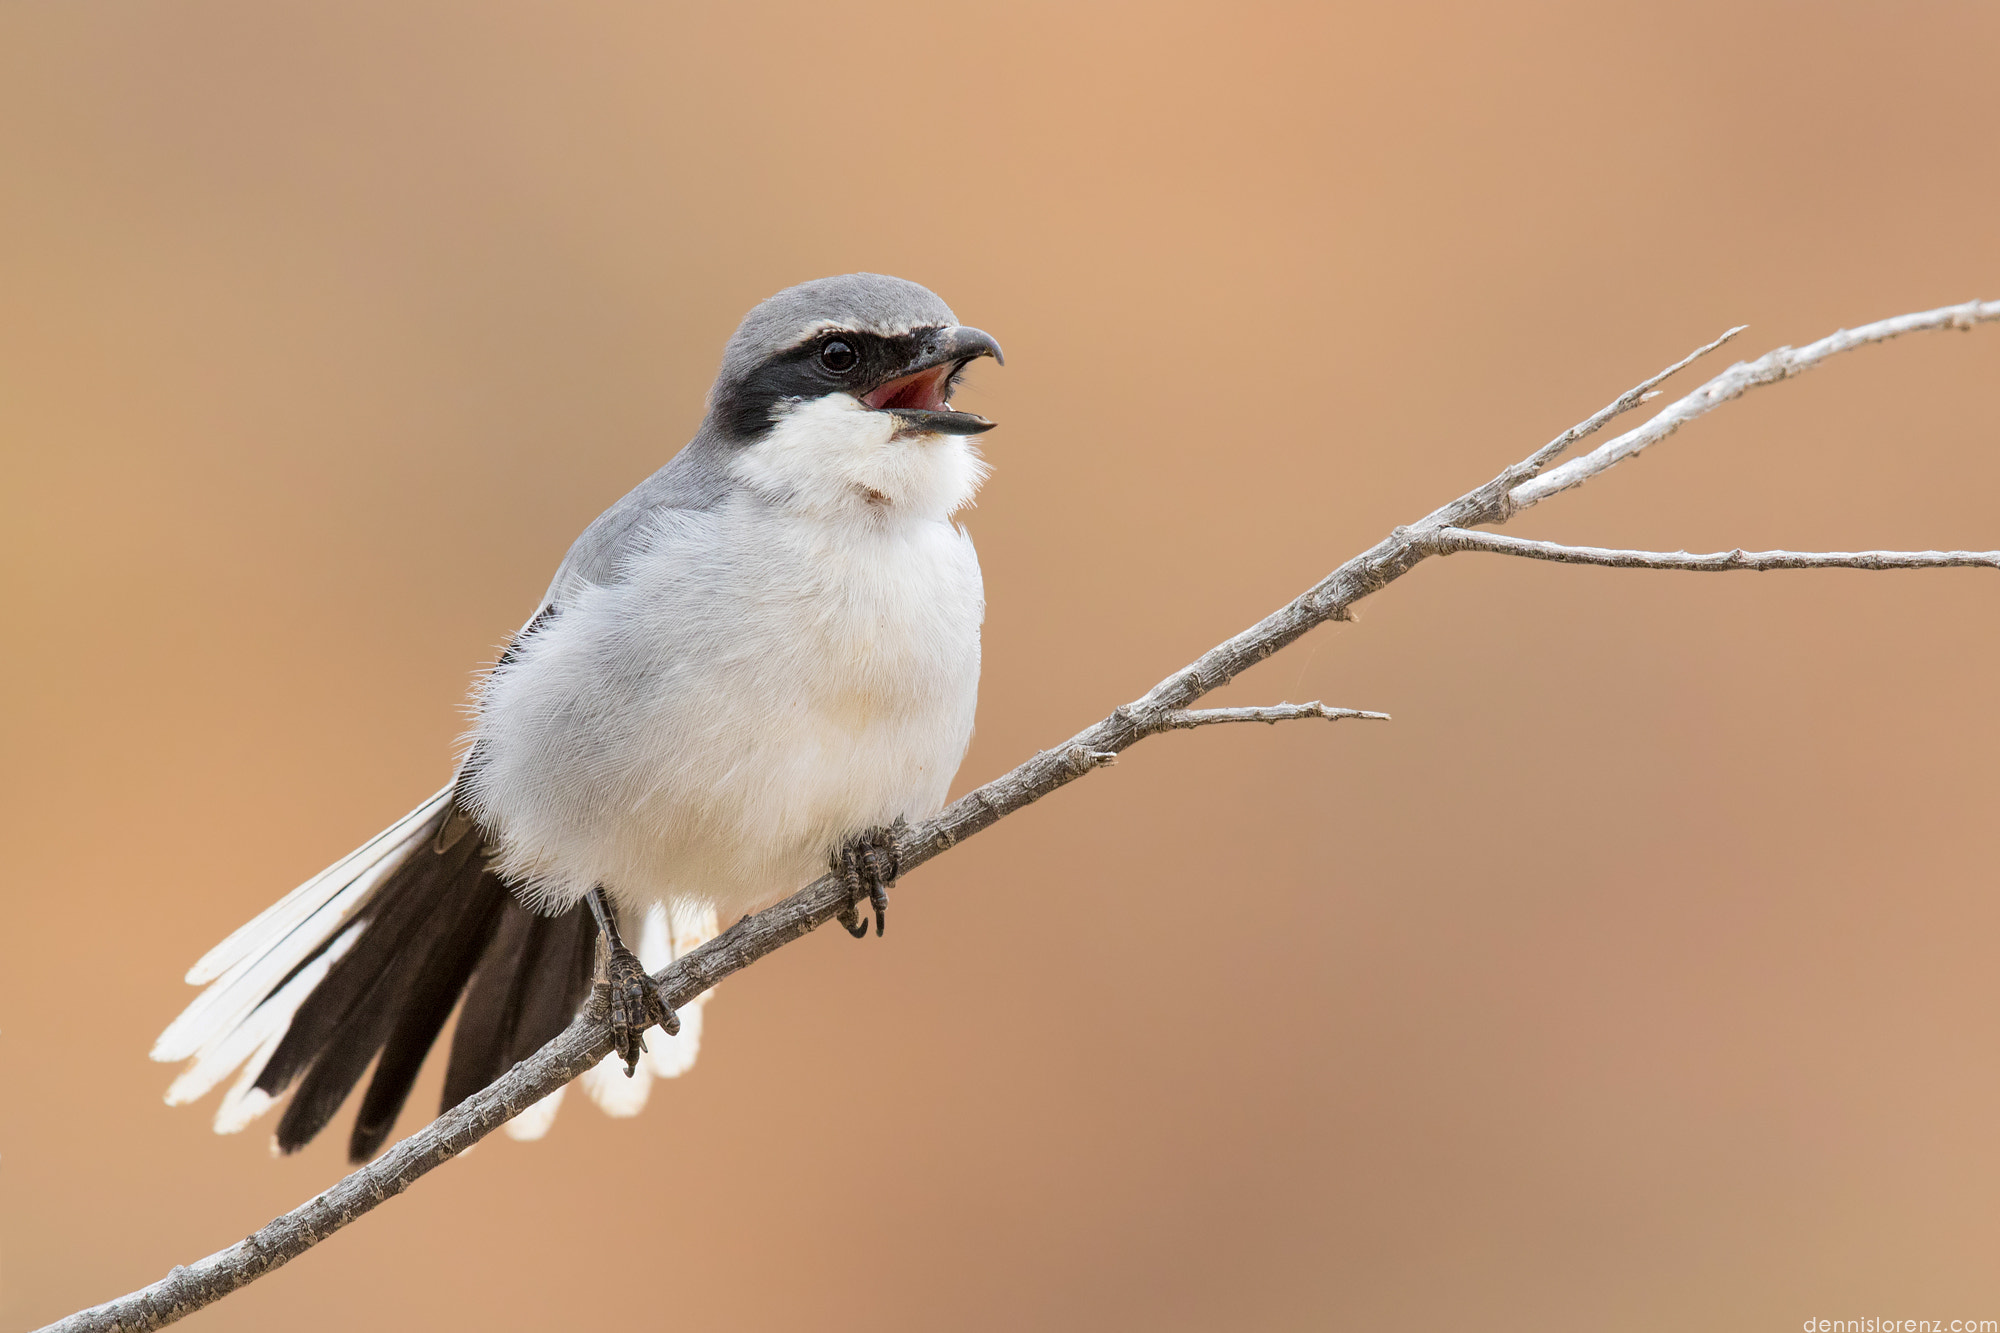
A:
[464,490,983,919]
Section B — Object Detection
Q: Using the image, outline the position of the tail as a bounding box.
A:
[153,792,717,1162]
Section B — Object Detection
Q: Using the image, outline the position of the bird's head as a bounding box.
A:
[708,274,1004,515]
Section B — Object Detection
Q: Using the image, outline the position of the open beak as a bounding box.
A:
[861,325,1004,436]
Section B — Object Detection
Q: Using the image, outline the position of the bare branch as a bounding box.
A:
[45,300,1997,1333]
[1512,324,1747,482]
[1509,299,2000,511]
[1432,527,2000,573]
[1145,701,1392,729]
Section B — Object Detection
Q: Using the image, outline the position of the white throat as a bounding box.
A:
[730,394,989,521]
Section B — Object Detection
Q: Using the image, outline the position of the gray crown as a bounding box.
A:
[714,273,958,393]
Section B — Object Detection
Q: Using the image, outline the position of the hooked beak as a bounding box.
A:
[860,325,1004,436]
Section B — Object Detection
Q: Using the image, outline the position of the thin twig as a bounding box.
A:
[1509,298,2000,510]
[1511,325,1748,483]
[1149,702,1392,729]
[1431,528,2000,572]
[44,299,1997,1333]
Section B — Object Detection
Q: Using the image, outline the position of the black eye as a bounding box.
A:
[819,339,858,373]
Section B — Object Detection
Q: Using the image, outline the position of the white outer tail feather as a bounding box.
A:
[169,923,363,1122]
[150,790,451,1071]
[155,789,720,1142]
[183,789,452,987]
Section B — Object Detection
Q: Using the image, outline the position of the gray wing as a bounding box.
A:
[539,427,736,606]
[452,428,735,799]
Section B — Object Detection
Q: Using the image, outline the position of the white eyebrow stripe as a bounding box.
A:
[787,318,944,347]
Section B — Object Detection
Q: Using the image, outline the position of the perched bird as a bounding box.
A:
[152,274,1003,1162]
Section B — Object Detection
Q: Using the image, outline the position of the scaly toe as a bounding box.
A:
[604,945,676,1074]
[833,823,903,941]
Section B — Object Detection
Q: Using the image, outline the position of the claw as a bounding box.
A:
[832,823,903,942]
[602,941,676,1075]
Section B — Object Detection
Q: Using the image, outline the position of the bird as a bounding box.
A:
[151,273,1003,1163]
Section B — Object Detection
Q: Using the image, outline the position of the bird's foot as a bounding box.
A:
[833,819,905,939]
[603,943,677,1076]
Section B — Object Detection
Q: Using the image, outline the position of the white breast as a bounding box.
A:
[465,399,987,920]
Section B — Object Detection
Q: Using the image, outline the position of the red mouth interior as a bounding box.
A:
[862,363,954,413]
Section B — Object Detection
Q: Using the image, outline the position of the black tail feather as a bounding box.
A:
[439,902,540,1112]
[347,865,511,1161]
[258,820,475,1101]
[503,905,599,1069]
[252,802,602,1161]
[438,900,595,1115]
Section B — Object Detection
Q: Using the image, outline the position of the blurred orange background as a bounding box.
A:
[4,3,1999,1329]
